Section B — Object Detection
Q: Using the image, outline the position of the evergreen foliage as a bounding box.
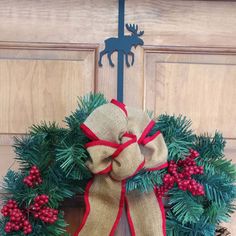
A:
[0,93,235,235]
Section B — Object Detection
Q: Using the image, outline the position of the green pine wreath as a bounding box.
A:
[0,93,235,236]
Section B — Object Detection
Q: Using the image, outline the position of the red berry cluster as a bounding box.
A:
[30,195,58,224]
[1,166,59,235]
[23,165,42,187]
[1,200,32,235]
[156,149,205,197]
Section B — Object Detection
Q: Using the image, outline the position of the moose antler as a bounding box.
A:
[126,24,144,36]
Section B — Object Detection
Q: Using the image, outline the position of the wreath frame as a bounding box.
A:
[0,93,235,236]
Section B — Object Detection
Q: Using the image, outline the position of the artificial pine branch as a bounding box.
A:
[167,189,204,224]
[55,142,91,180]
[194,133,226,160]
[126,169,165,192]
[152,114,195,159]
[65,92,108,127]
[0,93,235,236]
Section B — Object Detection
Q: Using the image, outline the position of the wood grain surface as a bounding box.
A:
[144,49,236,138]
[0,0,235,235]
[0,45,96,133]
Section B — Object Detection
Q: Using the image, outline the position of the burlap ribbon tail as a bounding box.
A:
[74,99,168,236]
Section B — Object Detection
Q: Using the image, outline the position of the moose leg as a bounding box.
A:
[125,53,130,67]
[129,52,134,66]
[107,52,114,67]
[98,50,106,67]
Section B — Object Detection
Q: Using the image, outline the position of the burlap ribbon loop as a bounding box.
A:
[76,100,168,236]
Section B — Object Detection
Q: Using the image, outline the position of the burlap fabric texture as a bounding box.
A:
[74,99,168,236]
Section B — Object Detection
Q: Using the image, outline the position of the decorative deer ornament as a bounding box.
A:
[99,24,144,67]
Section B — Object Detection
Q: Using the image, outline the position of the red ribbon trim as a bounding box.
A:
[142,130,161,145]
[146,162,168,172]
[155,188,167,236]
[94,164,113,175]
[122,132,137,139]
[138,120,156,144]
[111,135,137,159]
[127,160,145,179]
[80,123,99,141]
[125,196,136,236]
[85,140,119,148]
[111,99,128,117]
[109,180,126,236]
[78,102,167,235]
[74,179,93,236]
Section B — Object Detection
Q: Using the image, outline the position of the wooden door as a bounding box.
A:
[0,0,236,235]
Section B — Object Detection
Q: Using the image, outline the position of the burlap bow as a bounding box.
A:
[75,100,168,236]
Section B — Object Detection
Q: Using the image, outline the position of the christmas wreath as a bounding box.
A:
[0,93,235,236]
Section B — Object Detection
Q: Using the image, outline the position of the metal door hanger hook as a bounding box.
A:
[98,24,144,67]
[98,0,145,102]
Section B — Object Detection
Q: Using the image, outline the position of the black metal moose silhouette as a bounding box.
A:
[98,24,144,67]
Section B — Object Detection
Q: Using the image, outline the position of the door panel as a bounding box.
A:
[0,43,97,191]
[0,44,97,133]
[0,0,236,235]
[0,59,95,133]
[144,49,236,138]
